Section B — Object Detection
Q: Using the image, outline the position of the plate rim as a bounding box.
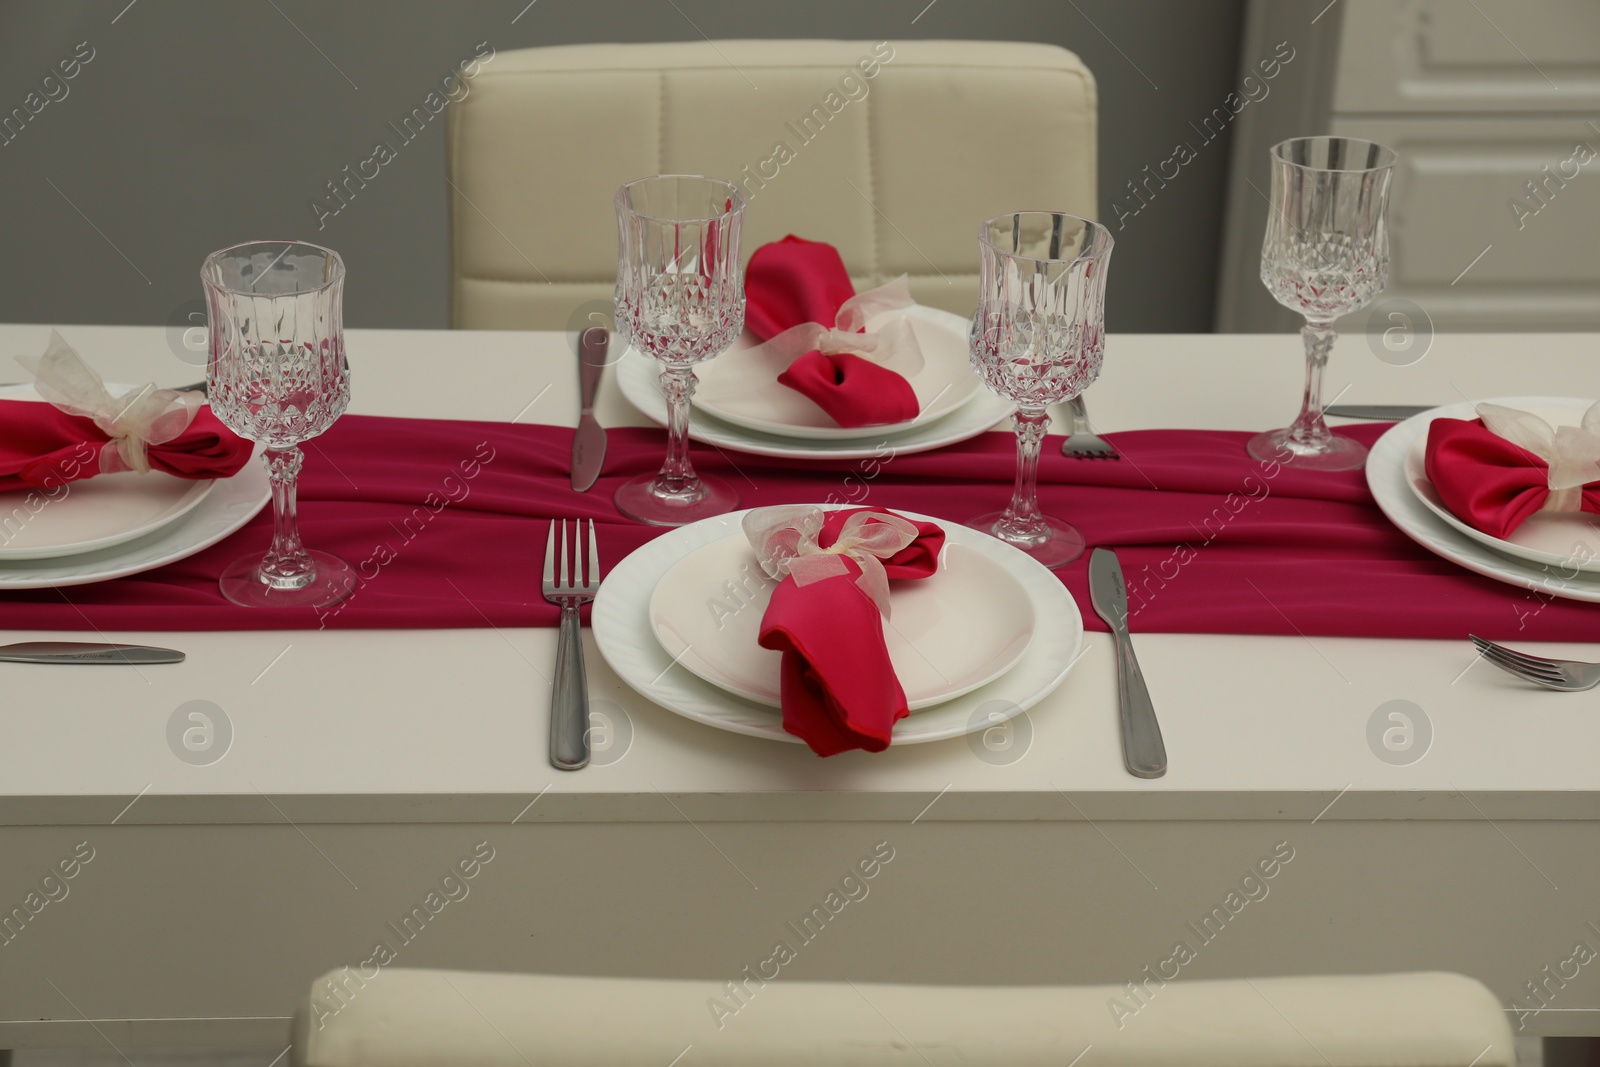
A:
[592,505,1084,746]
[1366,396,1600,604]
[0,476,216,561]
[0,445,270,589]
[645,525,1038,711]
[689,305,982,440]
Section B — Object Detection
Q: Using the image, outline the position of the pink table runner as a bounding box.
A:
[1,415,1593,639]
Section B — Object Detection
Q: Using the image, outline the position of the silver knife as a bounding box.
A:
[1323,403,1433,420]
[570,327,608,492]
[0,641,185,665]
[1087,548,1167,779]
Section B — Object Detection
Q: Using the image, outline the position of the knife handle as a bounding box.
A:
[578,327,607,412]
[1114,633,1167,779]
[549,601,590,771]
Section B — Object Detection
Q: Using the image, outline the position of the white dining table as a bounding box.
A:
[0,323,1597,1051]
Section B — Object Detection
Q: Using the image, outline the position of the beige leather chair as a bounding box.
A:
[447,40,1097,330]
[291,967,1515,1066]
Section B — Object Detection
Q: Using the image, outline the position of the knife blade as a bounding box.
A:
[0,641,185,665]
[1087,548,1167,779]
[570,327,609,492]
[1323,403,1433,420]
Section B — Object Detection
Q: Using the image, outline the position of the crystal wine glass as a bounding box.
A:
[970,212,1113,568]
[1251,135,1397,470]
[201,240,354,608]
[612,175,746,526]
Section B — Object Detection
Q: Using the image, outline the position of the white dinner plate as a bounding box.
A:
[593,507,1083,746]
[1402,399,1600,575]
[0,454,271,589]
[691,306,981,440]
[648,529,1034,710]
[1367,397,1600,603]
[617,306,1016,461]
[0,384,216,560]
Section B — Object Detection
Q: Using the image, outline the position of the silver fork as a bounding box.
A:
[1469,634,1600,692]
[1060,395,1119,459]
[543,519,602,769]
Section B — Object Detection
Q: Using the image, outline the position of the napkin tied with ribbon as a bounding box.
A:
[743,236,923,428]
[745,505,944,756]
[0,330,251,491]
[1424,402,1600,539]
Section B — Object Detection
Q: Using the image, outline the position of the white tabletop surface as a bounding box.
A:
[1,324,1597,825]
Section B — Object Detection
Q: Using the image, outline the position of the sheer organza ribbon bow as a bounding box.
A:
[17,330,203,475]
[743,504,921,617]
[748,276,925,378]
[1477,401,1600,513]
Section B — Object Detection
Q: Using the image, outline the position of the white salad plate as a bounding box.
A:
[593,507,1083,746]
[1368,397,1600,602]
[647,528,1035,710]
[691,305,981,440]
[0,473,215,562]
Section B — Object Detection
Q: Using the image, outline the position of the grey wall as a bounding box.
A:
[0,0,1244,333]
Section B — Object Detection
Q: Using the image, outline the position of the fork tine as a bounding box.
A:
[1472,636,1556,672]
[1476,658,1556,689]
[587,519,600,587]
[1471,635,1565,674]
[1469,634,1501,661]
[1472,634,1563,668]
[1477,644,1564,682]
[1484,661,1571,690]
[543,519,556,587]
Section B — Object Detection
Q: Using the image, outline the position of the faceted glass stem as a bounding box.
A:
[654,364,702,500]
[1286,321,1337,453]
[258,447,316,590]
[995,407,1052,544]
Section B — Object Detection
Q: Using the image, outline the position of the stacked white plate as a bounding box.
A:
[1366,396,1600,602]
[591,506,1084,746]
[616,304,1015,460]
[0,384,271,589]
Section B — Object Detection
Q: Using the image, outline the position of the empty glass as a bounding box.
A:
[970,212,1113,568]
[1252,136,1397,470]
[612,175,746,526]
[202,240,354,608]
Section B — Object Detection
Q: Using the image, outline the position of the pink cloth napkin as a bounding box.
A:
[744,236,920,428]
[0,415,1594,641]
[0,399,251,491]
[750,507,945,756]
[1425,417,1600,539]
